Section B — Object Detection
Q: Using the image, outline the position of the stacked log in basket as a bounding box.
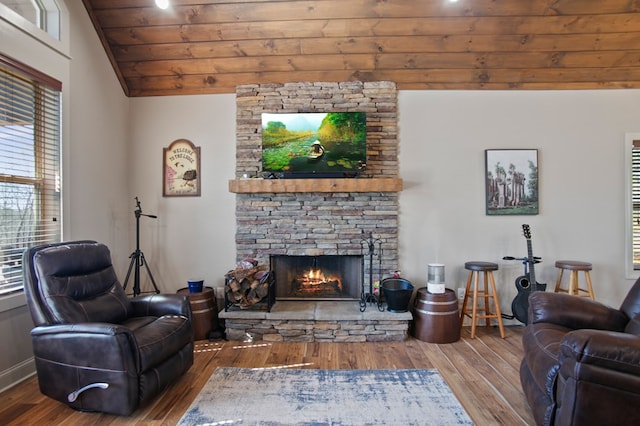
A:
[224,259,274,311]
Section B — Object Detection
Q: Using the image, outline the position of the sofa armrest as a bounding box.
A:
[529,292,628,331]
[31,323,139,372]
[129,293,192,320]
[555,330,640,425]
[560,329,640,377]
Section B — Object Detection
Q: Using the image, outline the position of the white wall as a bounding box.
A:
[66,1,130,260]
[398,90,640,314]
[129,89,640,319]
[126,95,236,293]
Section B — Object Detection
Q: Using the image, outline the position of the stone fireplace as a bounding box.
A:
[219,81,411,342]
[233,81,400,270]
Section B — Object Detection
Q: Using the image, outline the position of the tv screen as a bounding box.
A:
[261,112,366,177]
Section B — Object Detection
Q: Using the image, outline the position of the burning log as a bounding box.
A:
[225,259,271,309]
[293,267,343,297]
[295,279,342,296]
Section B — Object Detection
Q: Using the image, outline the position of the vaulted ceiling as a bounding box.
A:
[81,0,640,97]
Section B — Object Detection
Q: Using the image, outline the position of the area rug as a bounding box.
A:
[177,367,473,425]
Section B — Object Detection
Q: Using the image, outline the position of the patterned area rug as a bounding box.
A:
[178,367,473,425]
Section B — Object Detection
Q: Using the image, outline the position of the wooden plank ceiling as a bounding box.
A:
[81,0,640,97]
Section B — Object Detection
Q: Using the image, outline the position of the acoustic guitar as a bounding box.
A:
[511,224,546,324]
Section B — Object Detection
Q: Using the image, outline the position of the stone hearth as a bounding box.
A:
[219,301,411,342]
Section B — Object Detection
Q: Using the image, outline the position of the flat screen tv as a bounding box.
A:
[261,112,366,178]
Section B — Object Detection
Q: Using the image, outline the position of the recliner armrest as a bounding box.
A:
[31,323,139,372]
[529,292,628,331]
[129,293,192,320]
[31,323,132,336]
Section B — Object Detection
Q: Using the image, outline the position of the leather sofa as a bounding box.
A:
[520,278,640,425]
[23,240,194,416]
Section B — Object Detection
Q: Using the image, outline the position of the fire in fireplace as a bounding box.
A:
[271,255,362,300]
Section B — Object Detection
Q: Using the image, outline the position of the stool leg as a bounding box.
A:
[460,271,473,328]
[554,269,564,293]
[471,271,479,339]
[483,271,491,327]
[584,271,595,300]
[569,271,578,296]
[488,272,505,338]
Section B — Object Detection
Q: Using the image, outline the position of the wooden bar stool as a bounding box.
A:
[554,260,595,300]
[460,261,505,339]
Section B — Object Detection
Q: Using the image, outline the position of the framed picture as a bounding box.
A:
[485,149,538,215]
[163,139,201,197]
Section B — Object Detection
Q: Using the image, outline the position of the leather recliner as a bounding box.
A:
[520,278,640,425]
[23,240,194,416]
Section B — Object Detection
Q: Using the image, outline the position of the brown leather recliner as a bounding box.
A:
[23,240,194,416]
[520,278,640,425]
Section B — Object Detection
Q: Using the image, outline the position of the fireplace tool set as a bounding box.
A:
[360,232,385,312]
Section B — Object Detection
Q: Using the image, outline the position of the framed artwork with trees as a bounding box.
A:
[485,149,539,215]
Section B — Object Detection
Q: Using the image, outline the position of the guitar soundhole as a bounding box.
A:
[520,278,530,289]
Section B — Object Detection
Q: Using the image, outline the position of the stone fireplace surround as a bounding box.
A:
[219,81,411,342]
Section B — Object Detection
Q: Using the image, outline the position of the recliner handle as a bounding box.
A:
[67,382,109,402]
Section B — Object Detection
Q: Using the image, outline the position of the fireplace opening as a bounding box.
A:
[271,255,362,300]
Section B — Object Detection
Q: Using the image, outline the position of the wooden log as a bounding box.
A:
[255,281,269,299]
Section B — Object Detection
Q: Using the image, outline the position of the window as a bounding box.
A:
[0,56,61,294]
[626,133,640,279]
[0,0,60,39]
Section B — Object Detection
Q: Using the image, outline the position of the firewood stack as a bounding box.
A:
[224,259,271,309]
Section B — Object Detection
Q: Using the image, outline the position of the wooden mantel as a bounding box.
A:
[228,177,403,194]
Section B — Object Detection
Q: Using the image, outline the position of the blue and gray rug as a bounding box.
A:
[178,367,473,425]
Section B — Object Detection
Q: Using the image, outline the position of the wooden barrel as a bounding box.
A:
[177,286,219,340]
[412,287,460,343]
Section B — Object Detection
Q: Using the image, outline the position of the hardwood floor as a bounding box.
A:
[1,326,535,425]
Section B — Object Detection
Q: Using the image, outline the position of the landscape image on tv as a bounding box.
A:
[261,112,366,175]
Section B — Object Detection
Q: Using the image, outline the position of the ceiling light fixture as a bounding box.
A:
[155,0,169,9]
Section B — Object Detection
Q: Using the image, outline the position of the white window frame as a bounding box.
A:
[0,56,62,295]
[625,132,640,279]
[0,0,69,58]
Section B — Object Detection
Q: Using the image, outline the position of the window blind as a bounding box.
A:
[0,57,61,294]
[632,140,640,270]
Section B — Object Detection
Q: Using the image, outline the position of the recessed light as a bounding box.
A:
[155,0,169,9]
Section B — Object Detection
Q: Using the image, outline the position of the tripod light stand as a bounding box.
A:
[123,197,160,296]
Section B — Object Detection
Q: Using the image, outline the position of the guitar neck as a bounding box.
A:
[526,239,536,284]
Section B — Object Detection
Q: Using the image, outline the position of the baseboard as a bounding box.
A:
[0,356,35,393]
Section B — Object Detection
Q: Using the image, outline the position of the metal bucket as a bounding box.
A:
[381,278,414,313]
